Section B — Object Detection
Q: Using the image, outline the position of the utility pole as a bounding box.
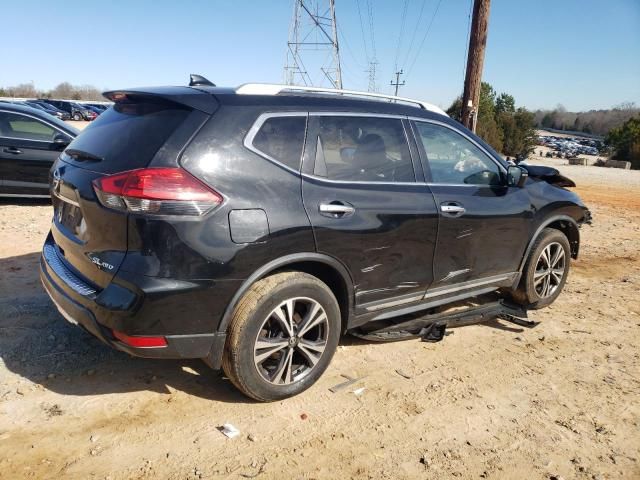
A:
[390,69,405,97]
[461,0,491,132]
[284,0,343,89]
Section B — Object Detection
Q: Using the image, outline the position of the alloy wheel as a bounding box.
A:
[253,297,329,385]
[533,241,566,298]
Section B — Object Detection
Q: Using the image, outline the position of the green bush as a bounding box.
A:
[605,116,640,169]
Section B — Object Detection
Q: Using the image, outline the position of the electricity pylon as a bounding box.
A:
[284,0,343,89]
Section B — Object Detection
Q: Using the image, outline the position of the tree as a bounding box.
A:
[51,82,75,99]
[7,83,37,97]
[476,83,503,152]
[495,93,515,114]
[446,82,536,158]
[605,116,640,169]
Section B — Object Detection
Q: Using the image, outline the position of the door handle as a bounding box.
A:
[319,202,355,217]
[440,202,466,217]
[3,147,22,155]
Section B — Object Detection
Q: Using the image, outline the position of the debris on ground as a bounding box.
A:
[394,369,412,379]
[218,424,240,439]
[329,374,366,393]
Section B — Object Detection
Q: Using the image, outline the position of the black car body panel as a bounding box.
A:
[40,84,590,365]
[0,103,77,197]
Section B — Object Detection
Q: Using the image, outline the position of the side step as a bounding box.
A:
[350,300,532,343]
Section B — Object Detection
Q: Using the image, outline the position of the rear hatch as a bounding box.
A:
[49,93,207,289]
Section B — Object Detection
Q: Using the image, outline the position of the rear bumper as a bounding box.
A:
[39,238,232,363]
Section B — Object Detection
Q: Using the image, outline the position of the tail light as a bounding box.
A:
[93,167,222,216]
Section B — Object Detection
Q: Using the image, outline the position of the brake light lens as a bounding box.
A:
[93,168,222,216]
[112,330,167,348]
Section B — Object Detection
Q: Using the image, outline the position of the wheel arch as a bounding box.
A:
[518,214,580,273]
[217,253,354,336]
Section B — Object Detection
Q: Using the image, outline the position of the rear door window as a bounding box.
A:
[0,111,59,142]
[62,102,190,173]
[249,115,306,171]
[313,116,414,182]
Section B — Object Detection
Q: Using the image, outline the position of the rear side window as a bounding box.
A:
[0,111,59,142]
[62,102,190,173]
[250,115,306,171]
[314,116,414,182]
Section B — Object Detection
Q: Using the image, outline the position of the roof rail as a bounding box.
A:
[235,83,447,116]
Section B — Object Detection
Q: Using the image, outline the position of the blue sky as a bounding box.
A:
[1,0,638,111]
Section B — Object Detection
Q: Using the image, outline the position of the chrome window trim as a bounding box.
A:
[243,111,308,175]
[301,173,426,187]
[409,116,508,177]
[0,108,72,143]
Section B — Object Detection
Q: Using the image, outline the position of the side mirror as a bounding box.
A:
[507,165,528,188]
[53,134,71,146]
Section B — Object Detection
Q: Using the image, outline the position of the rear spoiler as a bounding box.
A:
[103,86,219,114]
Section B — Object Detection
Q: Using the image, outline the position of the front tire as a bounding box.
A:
[222,272,341,401]
[512,228,571,309]
[72,112,82,121]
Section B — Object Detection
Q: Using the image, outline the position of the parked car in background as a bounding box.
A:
[82,105,104,116]
[0,102,78,197]
[21,100,70,120]
[25,100,72,121]
[39,78,591,401]
[87,103,110,111]
[42,99,96,121]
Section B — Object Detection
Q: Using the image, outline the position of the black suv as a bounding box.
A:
[40,79,590,401]
[40,99,95,121]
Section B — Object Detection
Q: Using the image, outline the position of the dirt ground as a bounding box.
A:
[0,156,639,480]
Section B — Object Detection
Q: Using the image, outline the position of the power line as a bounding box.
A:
[461,0,473,84]
[337,23,366,70]
[406,0,443,77]
[393,0,410,71]
[400,0,428,69]
[355,0,370,62]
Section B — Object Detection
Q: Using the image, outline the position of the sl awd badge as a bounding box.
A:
[88,254,115,271]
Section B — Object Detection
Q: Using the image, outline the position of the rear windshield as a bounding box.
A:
[62,102,190,172]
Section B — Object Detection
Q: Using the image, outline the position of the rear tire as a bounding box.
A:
[511,228,571,309]
[72,112,81,121]
[222,272,341,402]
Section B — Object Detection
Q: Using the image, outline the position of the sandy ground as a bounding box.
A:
[0,156,639,480]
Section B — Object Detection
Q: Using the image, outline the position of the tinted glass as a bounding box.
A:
[62,102,190,173]
[0,111,58,141]
[415,122,501,185]
[315,116,414,182]
[252,116,306,171]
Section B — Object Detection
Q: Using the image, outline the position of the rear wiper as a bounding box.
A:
[65,149,103,162]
